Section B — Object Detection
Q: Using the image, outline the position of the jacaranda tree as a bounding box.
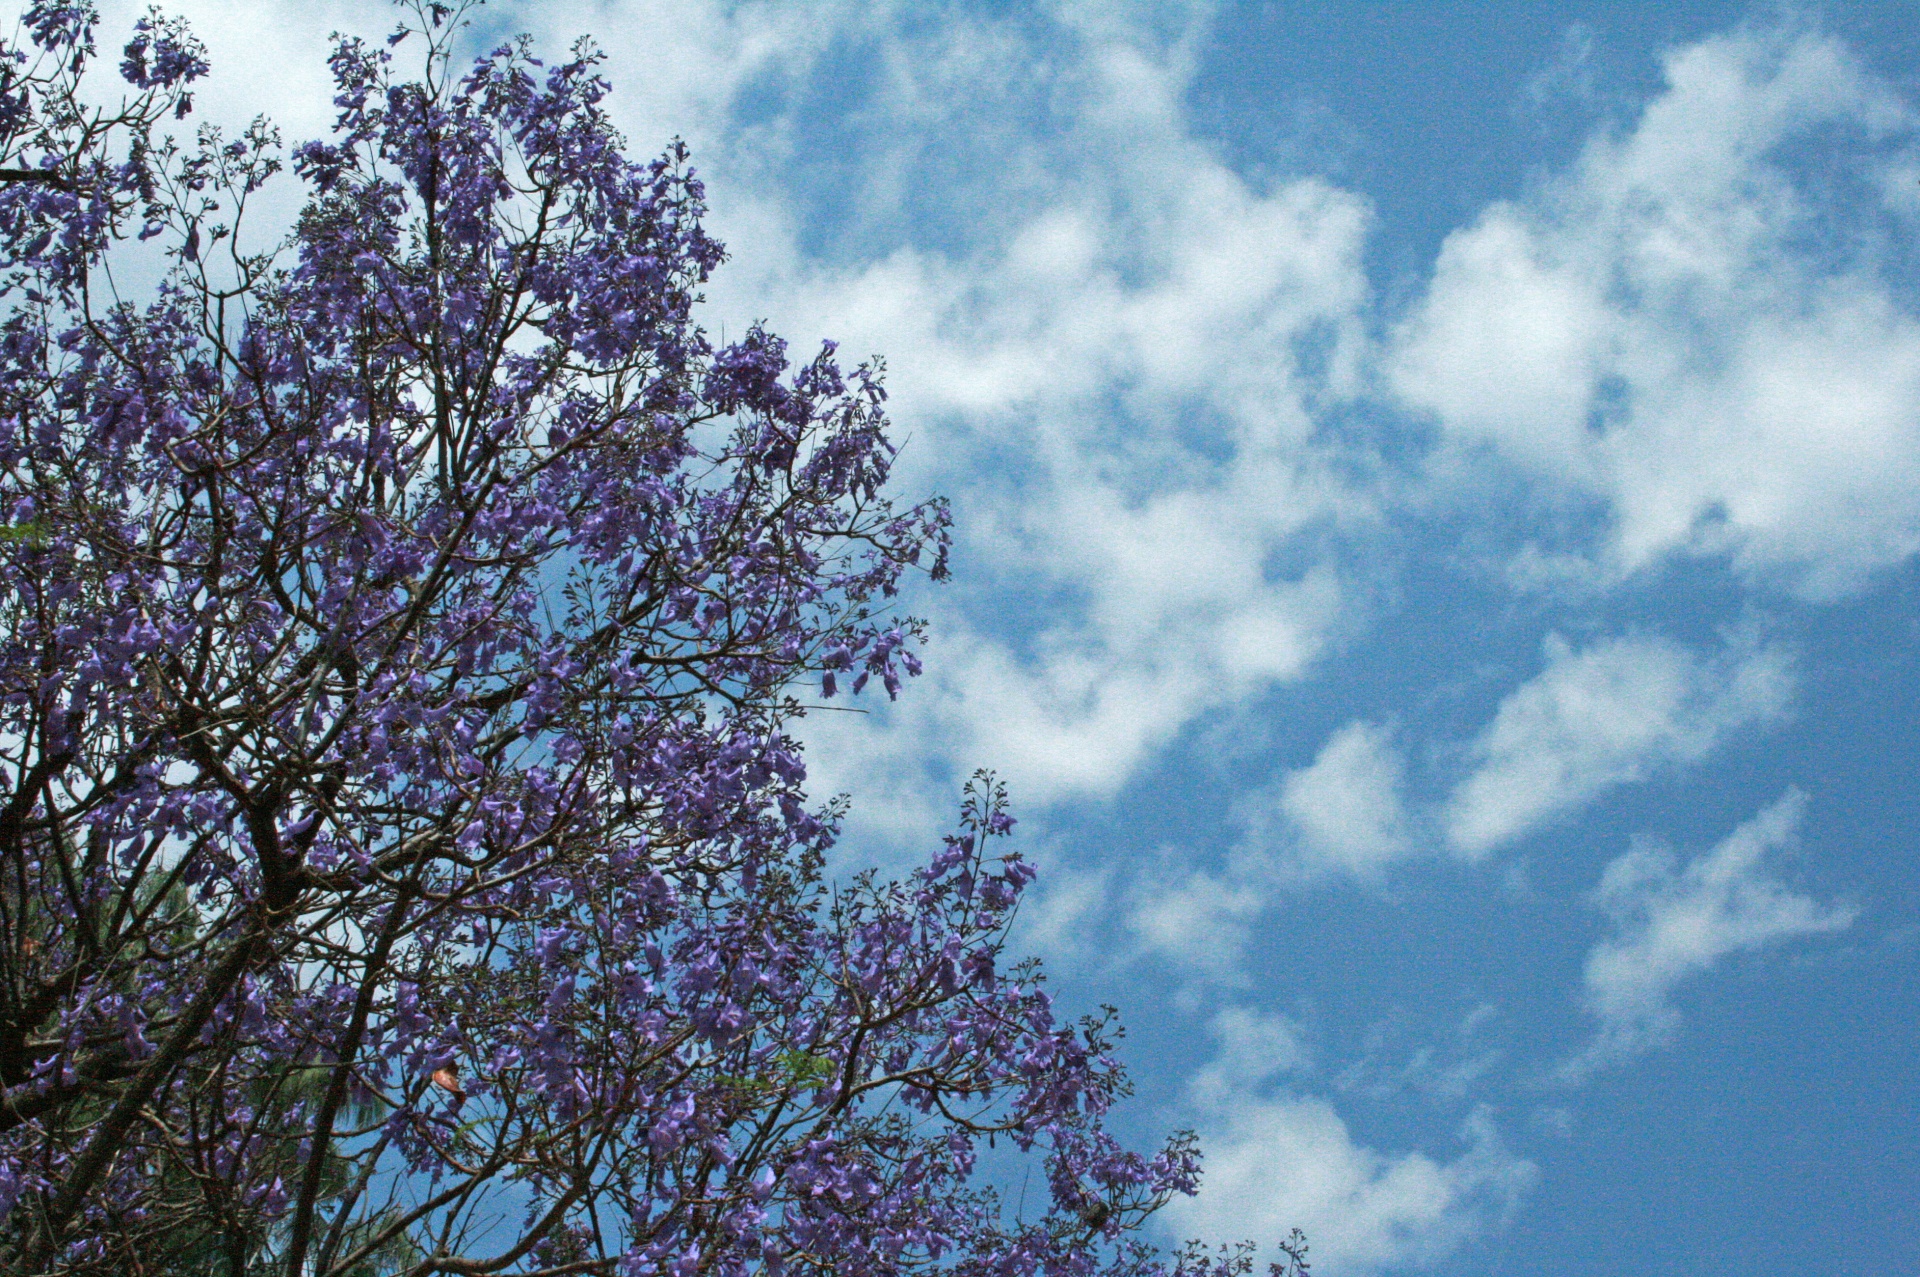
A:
[0,3,1308,1275]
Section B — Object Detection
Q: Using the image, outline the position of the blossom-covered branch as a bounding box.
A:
[0,4,1302,1275]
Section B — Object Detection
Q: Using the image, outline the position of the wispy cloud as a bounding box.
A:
[1124,722,1416,977]
[1164,1010,1537,1275]
[1446,633,1794,856]
[1125,861,1267,984]
[1567,790,1856,1076]
[1247,719,1416,880]
[1127,628,1793,978]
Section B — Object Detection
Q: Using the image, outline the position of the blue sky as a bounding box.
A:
[120,0,1920,1272]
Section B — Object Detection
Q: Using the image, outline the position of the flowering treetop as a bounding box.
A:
[0,3,1306,1275]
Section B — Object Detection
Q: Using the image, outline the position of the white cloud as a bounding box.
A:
[1166,1012,1536,1275]
[1392,208,1611,483]
[97,0,348,137]
[1126,863,1266,983]
[1392,26,1920,597]
[688,7,1377,828]
[1008,856,1115,971]
[1188,1006,1315,1099]
[1258,720,1415,879]
[1446,633,1794,856]
[1573,789,1856,1072]
[1332,1003,1505,1107]
[1126,721,1414,975]
[1134,628,1794,970]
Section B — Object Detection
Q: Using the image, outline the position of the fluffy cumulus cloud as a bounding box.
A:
[1187,1005,1317,1103]
[618,3,1379,826]
[1446,633,1795,856]
[1392,26,1920,597]
[1125,721,1413,974]
[1165,1011,1537,1274]
[1572,790,1856,1072]
[1130,628,1793,975]
[1144,628,1799,953]
[1254,720,1415,879]
[1132,625,1794,969]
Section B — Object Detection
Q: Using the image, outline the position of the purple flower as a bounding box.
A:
[0,6,1283,1274]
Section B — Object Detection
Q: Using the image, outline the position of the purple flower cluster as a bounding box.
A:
[0,4,1300,1275]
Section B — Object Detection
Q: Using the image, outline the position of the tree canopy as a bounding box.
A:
[0,3,1307,1275]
